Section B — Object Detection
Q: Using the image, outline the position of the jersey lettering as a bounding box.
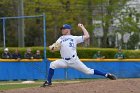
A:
[62,38,73,42]
[69,42,74,47]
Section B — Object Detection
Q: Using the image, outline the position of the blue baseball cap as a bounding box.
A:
[61,24,72,30]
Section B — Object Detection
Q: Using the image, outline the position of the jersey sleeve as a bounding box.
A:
[75,36,84,44]
[56,37,62,43]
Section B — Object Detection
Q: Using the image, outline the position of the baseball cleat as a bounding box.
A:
[106,73,117,80]
[40,81,52,87]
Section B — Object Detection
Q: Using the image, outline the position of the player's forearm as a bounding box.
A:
[78,24,90,40]
[81,27,90,40]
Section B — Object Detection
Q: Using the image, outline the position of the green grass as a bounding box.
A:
[0,79,97,90]
[0,83,41,90]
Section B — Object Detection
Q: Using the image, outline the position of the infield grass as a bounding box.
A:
[0,84,41,90]
[0,79,97,90]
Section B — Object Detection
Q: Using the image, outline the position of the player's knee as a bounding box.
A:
[50,62,56,69]
[84,69,94,75]
[85,71,94,75]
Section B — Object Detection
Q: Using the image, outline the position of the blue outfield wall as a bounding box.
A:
[65,62,140,79]
[0,59,140,80]
[0,60,48,80]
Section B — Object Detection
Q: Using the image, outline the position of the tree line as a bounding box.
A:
[0,0,140,49]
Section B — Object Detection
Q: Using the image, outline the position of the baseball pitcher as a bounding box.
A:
[41,23,116,87]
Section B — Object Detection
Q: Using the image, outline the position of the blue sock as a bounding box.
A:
[94,69,106,77]
[47,68,54,84]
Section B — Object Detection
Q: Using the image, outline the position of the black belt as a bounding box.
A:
[63,55,75,60]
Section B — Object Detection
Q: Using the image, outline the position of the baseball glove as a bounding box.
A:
[49,42,61,52]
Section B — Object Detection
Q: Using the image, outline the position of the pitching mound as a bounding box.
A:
[3,79,140,93]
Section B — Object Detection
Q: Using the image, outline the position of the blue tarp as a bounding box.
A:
[0,60,140,80]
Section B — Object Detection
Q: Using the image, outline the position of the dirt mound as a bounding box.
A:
[3,79,140,93]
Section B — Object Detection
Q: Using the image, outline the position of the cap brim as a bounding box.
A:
[60,27,71,30]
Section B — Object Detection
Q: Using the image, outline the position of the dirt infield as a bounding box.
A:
[2,79,140,93]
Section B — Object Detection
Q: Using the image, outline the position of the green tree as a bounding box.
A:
[98,0,129,47]
[0,0,19,47]
[115,5,140,49]
[24,0,94,46]
[0,0,135,48]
